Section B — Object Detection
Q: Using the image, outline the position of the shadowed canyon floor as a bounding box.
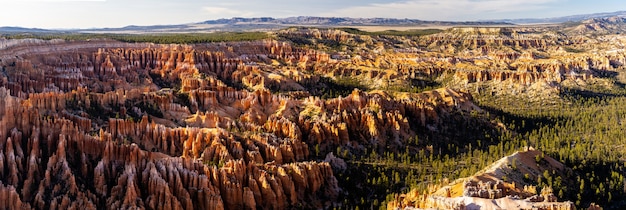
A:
[1,17,626,209]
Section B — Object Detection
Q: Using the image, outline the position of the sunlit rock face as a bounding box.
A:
[387,149,576,210]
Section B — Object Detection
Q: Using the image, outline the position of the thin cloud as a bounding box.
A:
[3,0,106,1]
[203,6,255,18]
[321,0,563,20]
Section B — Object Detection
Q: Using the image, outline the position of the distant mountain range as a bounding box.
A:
[494,10,626,24]
[0,26,53,33]
[0,17,511,34]
[75,17,509,34]
[200,16,504,26]
[1,11,626,33]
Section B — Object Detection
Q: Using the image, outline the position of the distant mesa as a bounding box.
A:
[0,27,52,33]
[1,16,511,34]
[197,16,509,26]
[494,10,626,24]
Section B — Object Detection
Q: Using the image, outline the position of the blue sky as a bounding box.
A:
[0,0,625,29]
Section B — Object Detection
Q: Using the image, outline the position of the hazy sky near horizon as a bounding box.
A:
[1,0,625,28]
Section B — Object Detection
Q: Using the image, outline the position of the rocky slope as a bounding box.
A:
[387,148,576,210]
[565,16,626,35]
